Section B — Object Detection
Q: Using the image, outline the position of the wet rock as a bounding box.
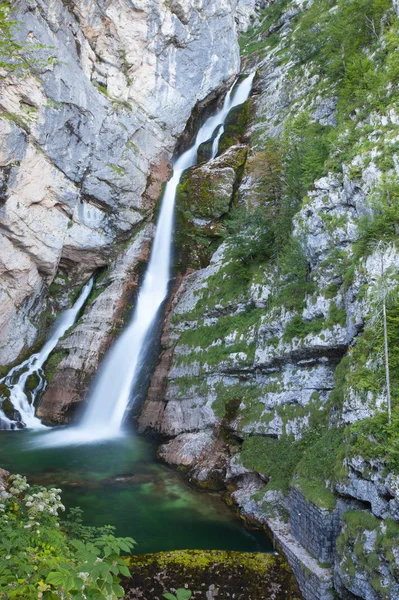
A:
[38,225,154,424]
[175,145,248,269]
[159,430,228,489]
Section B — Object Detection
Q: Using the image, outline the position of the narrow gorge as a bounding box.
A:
[1,1,399,599]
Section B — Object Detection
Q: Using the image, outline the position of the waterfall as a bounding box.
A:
[37,72,256,446]
[0,278,94,430]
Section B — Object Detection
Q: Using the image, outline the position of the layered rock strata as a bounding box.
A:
[0,0,240,367]
[139,1,399,598]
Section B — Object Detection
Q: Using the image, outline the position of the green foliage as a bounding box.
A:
[344,408,399,473]
[0,3,25,73]
[224,206,276,266]
[163,589,192,600]
[241,414,329,496]
[328,280,399,420]
[0,474,135,599]
[336,510,399,596]
[294,0,392,101]
[283,315,325,341]
[272,238,314,311]
[280,112,332,207]
[0,2,53,76]
[294,428,345,509]
[176,307,261,368]
[241,436,305,494]
[355,176,399,257]
[245,143,284,207]
[327,302,347,327]
[239,0,290,56]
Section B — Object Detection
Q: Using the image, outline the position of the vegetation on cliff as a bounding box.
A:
[161,22,399,600]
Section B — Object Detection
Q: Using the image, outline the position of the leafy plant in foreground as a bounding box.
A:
[163,589,192,600]
[0,474,135,599]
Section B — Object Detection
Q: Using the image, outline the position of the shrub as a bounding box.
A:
[355,176,399,257]
[0,2,51,76]
[0,474,135,599]
[225,206,276,265]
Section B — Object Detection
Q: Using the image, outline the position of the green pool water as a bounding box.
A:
[0,429,271,554]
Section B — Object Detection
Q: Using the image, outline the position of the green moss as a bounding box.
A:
[125,550,301,599]
[174,147,248,271]
[43,350,68,383]
[336,510,399,596]
[177,308,262,362]
[218,99,250,153]
[0,396,15,419]
[25,372,40,392]
[283,315,325,341]
[108,163,127,176]
[293,428,345,509]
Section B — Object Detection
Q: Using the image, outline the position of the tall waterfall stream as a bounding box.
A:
[0,279,93,430]
[75,72,256,443]
[0,74,271,555]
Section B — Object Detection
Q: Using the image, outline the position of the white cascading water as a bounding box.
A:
[37,72,255,446]
[0,278,93,430]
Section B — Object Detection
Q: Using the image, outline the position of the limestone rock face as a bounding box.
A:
[236,0,270,31]
[176,145,248,268]
[0,0,240,366]
[37,225,154,424]
[140,2,399,598]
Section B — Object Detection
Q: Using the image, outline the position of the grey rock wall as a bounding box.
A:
[141,2,399,599]
[0,0,240,366]
[290,488,343,564]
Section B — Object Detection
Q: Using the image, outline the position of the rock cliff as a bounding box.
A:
[139,1,399,598]
[3,1,399,599]
[0,0,240,417]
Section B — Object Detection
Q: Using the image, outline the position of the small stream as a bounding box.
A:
[0,429,271,554]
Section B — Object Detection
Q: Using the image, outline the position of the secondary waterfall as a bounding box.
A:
[0,278,93,430]
[36,72,255,446]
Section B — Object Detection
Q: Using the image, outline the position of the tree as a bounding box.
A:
[378,240,392,424]
[0,2,50,77]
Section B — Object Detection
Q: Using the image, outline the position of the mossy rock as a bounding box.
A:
[218,99,250,154]
[1,396,20,422]
[124,550,301,599]
[43,350,68,383]
[0,382,10,400]
[177,145,248,220]
[197,139,214,164]
[25,372,41,392]
[174,145,248,271]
